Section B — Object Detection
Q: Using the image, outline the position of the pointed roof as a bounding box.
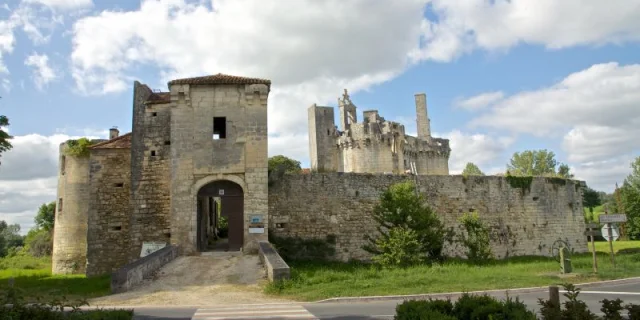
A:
[167,73,271,87]
[89,132,132,149]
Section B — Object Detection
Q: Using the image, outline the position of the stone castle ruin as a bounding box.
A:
[52,73,588,278]
[308,89,450,175]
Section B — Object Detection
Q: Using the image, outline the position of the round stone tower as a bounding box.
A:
[51,141,91,275]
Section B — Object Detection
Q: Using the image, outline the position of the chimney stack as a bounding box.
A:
[109,127,119,139]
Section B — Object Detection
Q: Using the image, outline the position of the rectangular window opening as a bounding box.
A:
[152,112,157,116]
[110,226,122,231]
[60,156,66,175]
[58,198,63,212]
[114,183,124,188]
[213,117,226,140]
[164,141,170,145]
[151,150,156,156]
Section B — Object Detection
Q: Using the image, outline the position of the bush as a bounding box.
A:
[371,227,423,267]
[457,212,493,263]
[395,293,536,320]
[364,181,448,266]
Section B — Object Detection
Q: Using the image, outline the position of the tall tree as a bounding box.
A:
[35,201,56,232]
[462,162,484,176]
[620,156,640,239]
[0,221,23,257]
[0,99,13,166]
[268,155,302,174]
[506,149,573,178]
[582,186,601,216]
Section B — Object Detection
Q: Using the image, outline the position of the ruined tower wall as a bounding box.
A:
[415,93,431,141]
[170,83,269,254]
[86,149,131,276]
[52,144,90,275]
[308,106,338,172]
[340,138,396,173]
[269,173,588,261]
[128,82,172,261]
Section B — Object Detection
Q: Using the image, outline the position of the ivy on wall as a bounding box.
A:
[505,175,533,195]
[64,138,96,157]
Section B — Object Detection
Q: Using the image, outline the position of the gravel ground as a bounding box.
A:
[89,254,293,306]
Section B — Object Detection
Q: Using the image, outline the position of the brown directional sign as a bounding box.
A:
[584,230,601,237]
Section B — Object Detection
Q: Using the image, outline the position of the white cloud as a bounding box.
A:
[23,0,93,11]
[466,62,640,192]
[25,52,58,89]
[0,18,17,74]
[0,131,102,233]
[440,130,514,174]
[454,91,504,110]
[411,0,640,62]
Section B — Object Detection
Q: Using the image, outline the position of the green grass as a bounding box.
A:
[266,242,640,301]
[0,255,111,303]
[590,240,640,254]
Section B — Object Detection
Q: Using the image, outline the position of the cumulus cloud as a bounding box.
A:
[25,53,58,89]
[411,0,640,62]
[454,91,504,111]
[442,130,514,174]
[23,0,93,11]
[466,62,640,191]
[0,132,101,233]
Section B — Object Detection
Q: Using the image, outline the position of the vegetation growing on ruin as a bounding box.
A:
[64,138,96,157]
[456,212,493,263]
[505,174,533,195]
[269,234,336,262]
[265,241,640,301]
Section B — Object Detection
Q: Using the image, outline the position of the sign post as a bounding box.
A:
[584,223,600,273]
[598,205,627,269]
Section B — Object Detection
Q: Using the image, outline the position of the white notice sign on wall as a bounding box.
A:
[140,241,167,258]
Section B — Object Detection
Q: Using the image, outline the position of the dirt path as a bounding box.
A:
[89,254,294,306]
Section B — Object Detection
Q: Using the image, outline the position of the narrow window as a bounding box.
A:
[213,117,226,140]
[114,183,124,188]
[152,112,157,117]
[111,226,122,231]
[58,198,63,212]
[327,129,330,135]
[60,155,66,175]
[151,150,156,156]
[164,141,170,145]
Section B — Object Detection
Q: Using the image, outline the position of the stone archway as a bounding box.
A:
[196,180,244,252]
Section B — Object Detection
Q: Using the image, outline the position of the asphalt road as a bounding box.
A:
[130,280,640,320]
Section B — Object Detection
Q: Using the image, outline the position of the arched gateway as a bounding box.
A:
[196,180,244,252]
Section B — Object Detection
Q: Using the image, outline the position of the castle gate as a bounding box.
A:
[196,180,244,252]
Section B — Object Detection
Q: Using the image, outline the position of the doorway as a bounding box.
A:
[196,180,244,252]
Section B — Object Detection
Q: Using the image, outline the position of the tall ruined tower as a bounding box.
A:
[338,89,357,132]
[415,93,431,141]
[308,104,337,172]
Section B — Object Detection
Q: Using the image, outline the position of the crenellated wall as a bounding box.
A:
[268,173,588,262]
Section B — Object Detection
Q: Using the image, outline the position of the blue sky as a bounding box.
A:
[0,0,639,232]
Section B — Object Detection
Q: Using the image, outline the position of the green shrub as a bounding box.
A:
[371,227,423,267]
[457,212,493,263]
[269,234,336,261]
[64,138,95,157]
[395,299,456,320]
[364,181,447,266]
[626,303,640,320]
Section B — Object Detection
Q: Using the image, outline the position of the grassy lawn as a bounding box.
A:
[266,241,640,302]
[590,240,640,253]
[0,255,111,303]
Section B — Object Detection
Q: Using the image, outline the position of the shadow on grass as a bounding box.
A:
[0,272,111,302]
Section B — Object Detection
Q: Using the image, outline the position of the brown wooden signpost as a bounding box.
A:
[599,204,627,269]
[584,222,600,273]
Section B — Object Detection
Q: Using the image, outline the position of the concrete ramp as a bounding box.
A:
[90,253,294,306]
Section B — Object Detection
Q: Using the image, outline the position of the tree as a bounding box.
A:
[582,187,602,215]
[506,149,573,178]
[268,155,302,174]
[363,181,448,266]
[462,162,484,176]
[0,221,23,257]
[0,105,13,166]
[35,201,56,232]
[619,156,640,239]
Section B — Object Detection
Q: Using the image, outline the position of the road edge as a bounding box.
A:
[314,276,640,303]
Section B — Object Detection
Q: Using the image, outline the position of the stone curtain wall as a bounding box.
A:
[86,149,132,276]
[268,173,588,261]
[129,82,172,262]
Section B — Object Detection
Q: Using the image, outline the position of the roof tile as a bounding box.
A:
[168,73,271,86]
[89,133,132,149]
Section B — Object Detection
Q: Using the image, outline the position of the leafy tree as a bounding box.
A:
[619,156,640,239]
[0,104,13,166]
[0,221,23,257]
[268,155,302,174]
[364,181,448,265]
[35,201,56,232]
[582,187,601,215]
[457,212,493,263]
[462,162,484,176]
[506,149,573,178]
[23,228,52,257]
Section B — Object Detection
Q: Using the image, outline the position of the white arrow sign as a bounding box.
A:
[599,214,627,223]
[601,224,620,242]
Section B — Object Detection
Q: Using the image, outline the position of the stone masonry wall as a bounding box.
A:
[268,173,588,261]
[52,145,90,275]
[86,149,131,276]
[129,82,172,261]
[170,83,269,254]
